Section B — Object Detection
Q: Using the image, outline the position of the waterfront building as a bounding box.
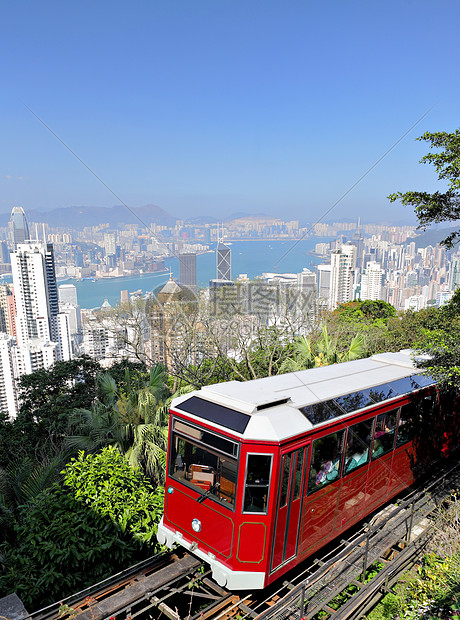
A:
[58,283,78,306]
[179,252,197,288]
[217,242,231,281]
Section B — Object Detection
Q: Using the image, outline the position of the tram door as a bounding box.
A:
[270,447,307,572]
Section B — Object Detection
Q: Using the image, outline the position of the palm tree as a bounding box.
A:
[0,455,64,543]
[66,365,170,484]
[280,325,365,373]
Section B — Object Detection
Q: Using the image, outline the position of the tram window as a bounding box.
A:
[308,431,345,494]
[411,374,436,388]
[169,424,239,508]
[369,383,399,402]
[386,376,419,397]
[344,420,371,474]
[372,410,398,459]
[335,389,374,413]
[280,453,292,507]
[396,402,417,447]
[243,454,272,514]
[300,400,343,424]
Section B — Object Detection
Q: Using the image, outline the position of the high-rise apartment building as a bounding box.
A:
[10,206,30,249]
[0,283,14,335]
[11,242,60,346]
[0,334,18,418]
[179,252,197,288]
[360,261,384,301]
[328,245,357,309]
[11,241,71,366]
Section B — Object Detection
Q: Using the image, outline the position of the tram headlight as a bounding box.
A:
[191,518,201,533]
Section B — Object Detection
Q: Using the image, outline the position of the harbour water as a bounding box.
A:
[4,238,332,309]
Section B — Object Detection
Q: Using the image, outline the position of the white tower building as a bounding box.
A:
[360,261,384,301]
[328,245,357,309]
[11,241,72,369]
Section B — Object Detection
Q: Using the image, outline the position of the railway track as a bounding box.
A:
[29,459,460,620]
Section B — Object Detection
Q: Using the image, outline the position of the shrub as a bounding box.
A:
[0,447,164,611]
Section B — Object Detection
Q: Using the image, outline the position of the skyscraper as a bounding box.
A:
[11,241,71,365]
[360,261,384,301]
[10,206,30,249]
[217,242,231,281]
[329,245,357,309]
[179,252,197,288]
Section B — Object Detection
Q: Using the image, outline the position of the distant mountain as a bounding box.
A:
[224,212,270,221]
[410,228,459,249]
[184,215,218,225]
[0,204,177,230]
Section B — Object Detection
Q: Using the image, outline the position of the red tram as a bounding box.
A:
[157,351,456,590]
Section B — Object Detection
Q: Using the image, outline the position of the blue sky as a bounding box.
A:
[1,1,460,224]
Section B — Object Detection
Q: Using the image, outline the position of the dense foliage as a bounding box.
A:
[0,448,164,611]
[0,357,101,466]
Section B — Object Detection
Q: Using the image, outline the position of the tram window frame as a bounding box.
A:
[169,417,240,510]
[243,453,273,514]
[371,410,398,459]
[396,402,418,447]
[307,430,345,495]
[343,419,372,475]
[293,448,305,500]
[280,453,292,507]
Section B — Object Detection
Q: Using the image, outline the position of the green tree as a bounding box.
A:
[414,290,460,388]
[67,365,170,483]
[0,447,164,610]
[6,356,101,463]
[389,128,460,247]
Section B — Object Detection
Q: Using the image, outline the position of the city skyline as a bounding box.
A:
[2,2,460,225]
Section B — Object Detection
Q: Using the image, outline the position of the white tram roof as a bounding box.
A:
[171,350,433,443]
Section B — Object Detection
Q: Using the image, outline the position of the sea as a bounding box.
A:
[2,238,332,309]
